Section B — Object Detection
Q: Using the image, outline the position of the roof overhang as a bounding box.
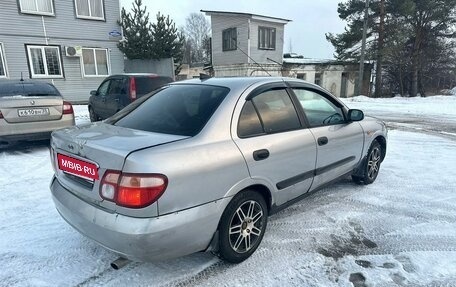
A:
[201,10,291,24]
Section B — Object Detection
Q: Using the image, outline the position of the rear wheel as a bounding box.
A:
[218,190,268,263]
[89,107,99,122]
[353,140,382,185]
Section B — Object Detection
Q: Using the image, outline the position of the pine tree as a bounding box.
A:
[389,0,456,97]
[328,0,456,97]
[326,0,387,97]
[117,0,153,59]
[151,12,185,74]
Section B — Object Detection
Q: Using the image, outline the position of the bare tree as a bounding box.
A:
[183,12,211,64]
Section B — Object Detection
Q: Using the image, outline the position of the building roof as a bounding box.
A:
[283,58,367,65]
[201,10,291,24]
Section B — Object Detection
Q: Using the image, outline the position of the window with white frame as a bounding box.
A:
[19,0,54,16]
[26,45,63,78]
[0,43,7,78]
[75,0,104,20]
[258,27,276,50]
[82,48,109,77]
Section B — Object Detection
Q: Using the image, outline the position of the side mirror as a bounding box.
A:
[348,109,364,122]
[90,90,98,96]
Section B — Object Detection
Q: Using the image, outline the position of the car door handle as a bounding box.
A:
[253,149,270,161]
[317,137,329,146]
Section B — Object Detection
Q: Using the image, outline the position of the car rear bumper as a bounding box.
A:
[0,115,75,142]
[50,176,230,262]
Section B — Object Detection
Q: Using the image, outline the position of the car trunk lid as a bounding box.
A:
[0,95,64,123]
[51,122,189,215]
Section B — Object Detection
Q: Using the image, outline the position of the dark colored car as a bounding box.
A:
[0,80,74,147]
[88,74,173,121]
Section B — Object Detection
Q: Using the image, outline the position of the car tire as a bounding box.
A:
[89,107,99,122]
[218,190,268,263]
[353,140,382,185]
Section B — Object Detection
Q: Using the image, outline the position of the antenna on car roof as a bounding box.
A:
[232,37,272,77]
[20,72,24,81]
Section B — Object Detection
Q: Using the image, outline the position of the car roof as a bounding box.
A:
[109,73,161,77]
[173,77,286,90]
[172,76,327,91]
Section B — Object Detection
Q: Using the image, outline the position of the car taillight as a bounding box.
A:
[63,101,74,115]
[129,78,137,101]
[100,170,167,208]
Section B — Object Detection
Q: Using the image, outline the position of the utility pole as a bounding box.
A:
[357,0,370,96]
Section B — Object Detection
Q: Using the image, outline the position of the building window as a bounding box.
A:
[222,28,237,51]
[19,0,54,15]
[0,43,7,78]
[82,48,109,77]
[297,73,306,80]
[314,73,323,86]
[26,45,63,78]
[75,0,104,20]
[258,27,276,50]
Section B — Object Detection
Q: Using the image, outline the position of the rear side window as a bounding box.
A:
[114,84,229,136]
[238,101,264,137]
[0,82,60,97]
[135,76,173,96]
[238,88,301,137]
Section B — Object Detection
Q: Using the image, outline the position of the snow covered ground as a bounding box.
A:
[1,96,456,287]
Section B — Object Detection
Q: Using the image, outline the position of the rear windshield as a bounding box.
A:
[0,82,60,97]
[135,76,173,96]
[113,84,229,136]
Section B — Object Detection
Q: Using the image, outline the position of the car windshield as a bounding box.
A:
[0,82,60,97]
[112,84,230,136]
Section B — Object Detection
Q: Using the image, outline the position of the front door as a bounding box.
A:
[233,84,317,206]
[290,87,364,189]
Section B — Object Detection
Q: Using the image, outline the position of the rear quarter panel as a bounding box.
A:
[123,136,249,215]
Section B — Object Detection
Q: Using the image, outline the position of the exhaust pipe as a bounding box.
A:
[111,257,130,270]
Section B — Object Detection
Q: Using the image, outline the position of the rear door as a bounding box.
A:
[233,83,317,206]
[104,77,127,117]
[289,85,364,189]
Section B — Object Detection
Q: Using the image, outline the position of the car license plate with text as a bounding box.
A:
[57,154,99,181]
[18,108,50,117]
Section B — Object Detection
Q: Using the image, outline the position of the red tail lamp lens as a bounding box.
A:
[100,171,167,208]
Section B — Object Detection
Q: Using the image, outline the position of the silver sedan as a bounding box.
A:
[50,77,387,263]
[0,80,75,147]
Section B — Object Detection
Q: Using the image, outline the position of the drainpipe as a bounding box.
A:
[41,16,54,84]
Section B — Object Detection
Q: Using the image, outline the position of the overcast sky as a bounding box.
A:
[119,0,346,59]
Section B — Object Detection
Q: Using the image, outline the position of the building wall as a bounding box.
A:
[214,64,282,77]
[0,0,124,103]
[249,19,284,65]
[211,15,249,66]
[284,64,367,98]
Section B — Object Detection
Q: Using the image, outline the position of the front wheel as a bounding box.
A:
[353,140,382,185]
[218,190,268,263]
[89,107,99,122]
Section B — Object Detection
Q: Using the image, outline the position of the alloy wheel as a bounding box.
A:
[228,200,264,254]
[367,146,381,180]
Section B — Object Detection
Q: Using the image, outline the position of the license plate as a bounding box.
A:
[18,108,50,117]
[57,154,99,181]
